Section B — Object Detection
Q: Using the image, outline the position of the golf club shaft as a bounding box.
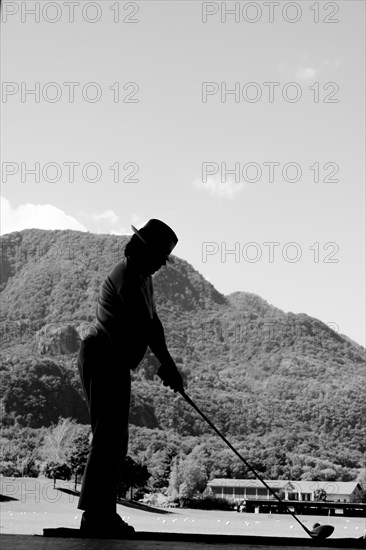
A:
[179,390,312,538]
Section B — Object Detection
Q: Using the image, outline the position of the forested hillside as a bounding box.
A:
[1,229,365,490]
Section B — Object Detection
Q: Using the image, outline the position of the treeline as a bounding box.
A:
[1,351,365,465]
[0,416,363,492]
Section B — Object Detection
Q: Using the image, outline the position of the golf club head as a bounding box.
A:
[310,523,334,539]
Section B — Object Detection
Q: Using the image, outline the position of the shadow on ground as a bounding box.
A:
[55,487,172,514]
[57,487,80,497]
[0,494,18,502]
[117,498,172,515]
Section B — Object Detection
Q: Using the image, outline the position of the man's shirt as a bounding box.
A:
[96,256,156,368]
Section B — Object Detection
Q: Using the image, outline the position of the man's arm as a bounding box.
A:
[148,313,174,365]
[148,313,184,392]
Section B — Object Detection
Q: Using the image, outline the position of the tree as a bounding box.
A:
[148,444,177,491]
[314,488,327,502]
[66,432,90,491]
[319,468,337,481]
[0,460,19,477]
[264,448,289,479]
[39,418,77,462]
[1,360,84,428]
[118,456,151,501]
[180,456,207,499]
[43,460,71,488]
[21,457,40,477]
[167,454,207,506]
[167,455,183,501]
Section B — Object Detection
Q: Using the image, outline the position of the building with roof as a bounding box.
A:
[207,479,363,504]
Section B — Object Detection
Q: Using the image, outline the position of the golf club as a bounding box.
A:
[179,389,335,540]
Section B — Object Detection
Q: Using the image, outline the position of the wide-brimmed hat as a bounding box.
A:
[131,219,178,263]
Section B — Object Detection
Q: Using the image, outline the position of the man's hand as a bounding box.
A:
[157,362,184,393]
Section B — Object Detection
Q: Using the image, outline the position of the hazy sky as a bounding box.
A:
[1,1,365,346]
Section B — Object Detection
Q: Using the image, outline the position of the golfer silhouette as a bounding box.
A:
[77,219,183,536]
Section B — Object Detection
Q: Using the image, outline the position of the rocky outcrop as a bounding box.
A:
[35,323,83,355]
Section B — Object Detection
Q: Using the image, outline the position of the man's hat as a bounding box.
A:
[131,219,178,263]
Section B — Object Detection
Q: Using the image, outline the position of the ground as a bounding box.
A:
[1,477,365,539]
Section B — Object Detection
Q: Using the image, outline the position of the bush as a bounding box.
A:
[42,460,71,482]
[23,458,40,477]
[0,461,20,477]
[0,458,40,477]
[172,494,233,510]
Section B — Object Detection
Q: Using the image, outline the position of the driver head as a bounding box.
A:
[310,523,334,540]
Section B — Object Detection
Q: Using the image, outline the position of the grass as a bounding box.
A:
[1,477,365,539]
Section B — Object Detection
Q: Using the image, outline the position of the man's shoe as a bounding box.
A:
[80,511,135,538]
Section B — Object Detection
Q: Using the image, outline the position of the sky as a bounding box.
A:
[1,1,365,346]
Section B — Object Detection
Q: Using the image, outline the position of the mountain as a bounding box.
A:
[0,229,365,481]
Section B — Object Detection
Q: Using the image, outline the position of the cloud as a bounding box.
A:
[92,210,119,224]
[0,198,133,237]
[0,196,87,236]
[91,210,128,235]
[77,208,127,235]
[194,175,246,199]
[296,66,318,80]
[294,56,341,80]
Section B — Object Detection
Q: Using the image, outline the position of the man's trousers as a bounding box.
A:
[77,329,131,514]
